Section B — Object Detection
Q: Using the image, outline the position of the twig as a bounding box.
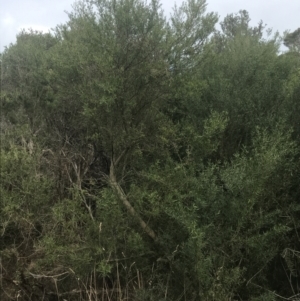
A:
[27,271,69,279]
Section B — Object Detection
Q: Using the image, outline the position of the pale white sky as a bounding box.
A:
[1,0,299,51]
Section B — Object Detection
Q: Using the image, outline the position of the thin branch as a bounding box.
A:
[27,271,69,280]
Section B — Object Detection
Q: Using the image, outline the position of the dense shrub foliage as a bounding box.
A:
[1,1,300,300]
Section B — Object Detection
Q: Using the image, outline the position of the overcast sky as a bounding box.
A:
[1,0,299,51]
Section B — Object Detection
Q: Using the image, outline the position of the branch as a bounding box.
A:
[109,162,156,241]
